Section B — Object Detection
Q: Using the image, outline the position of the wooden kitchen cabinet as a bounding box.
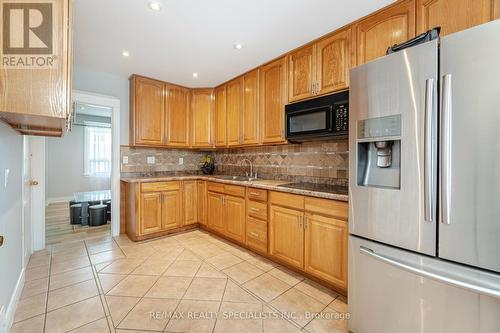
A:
[416,0,500,36]
[0,0,73,137]
[197,181,207,225]
[166,83,190,147]
[242,69,260,145]
[207,191,225,234]
[260,57,288,144]
[184,180,197,225]
[304,213,348,291]
[140,192,163,235]
[162,190,182,230]
[191,89,214,148]
[269,204,305,270]
[224,195,246,243]
[130,76,166,146]
[214,85,227,147]
[353,0,416,65]
[288,45,315,102]
[226,78,243,146]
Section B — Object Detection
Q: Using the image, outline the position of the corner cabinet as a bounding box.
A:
[191,89,214,148]
[129,75,166,146]
[214,85,227,147]
[260,57,288,144]
[353,0,416,66]
[183,180,197,225]
[0,0,73,137]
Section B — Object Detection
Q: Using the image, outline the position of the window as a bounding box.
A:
[84,124,111,176]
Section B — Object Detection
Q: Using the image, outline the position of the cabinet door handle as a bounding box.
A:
[249,231,259,239]
[304,216,308,229]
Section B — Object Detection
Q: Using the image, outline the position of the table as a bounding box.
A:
[74,190,111,203]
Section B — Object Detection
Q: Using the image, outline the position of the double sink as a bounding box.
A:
[213,175,258,182]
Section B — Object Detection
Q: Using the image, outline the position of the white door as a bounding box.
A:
[30,137,45,251]
[22,137,32,265]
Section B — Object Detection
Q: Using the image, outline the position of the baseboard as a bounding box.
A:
[0,268,25,333]
[45,196,73,205]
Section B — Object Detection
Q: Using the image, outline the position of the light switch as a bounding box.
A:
[147,156,155,165]
[178,157,184,165]
[4,169,10,188]
[122,156,129,164]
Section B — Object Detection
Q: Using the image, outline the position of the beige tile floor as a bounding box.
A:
[12,230,349,333]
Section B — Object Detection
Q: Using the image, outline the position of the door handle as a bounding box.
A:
[303,216,308,229]
[424,78,436,223]
[29,180,39,186]
[441,74,452,225]
[0,235,4,247]
[360,246,500,300]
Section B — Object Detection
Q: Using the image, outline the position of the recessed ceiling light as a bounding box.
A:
[233,43,243,50]
[192,72,198,78]
[121,50,130,57]
[148,1,162,12]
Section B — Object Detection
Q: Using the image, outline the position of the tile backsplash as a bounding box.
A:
[121,139,349,185]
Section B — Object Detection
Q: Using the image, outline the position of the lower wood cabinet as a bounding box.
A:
[183,180,197,225]
[224,195,246,243]
[207,191,225,234]
[197,181,207,225]
[140,192,163,235]
[162,190,182,230]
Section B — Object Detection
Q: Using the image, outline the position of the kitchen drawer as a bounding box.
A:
[305,197,348,220]
[141,181,181,193]
[247,200,267,220]
[246,217,267,253]
[207,182,225,193]
[269,191,305,210]
[224,184,246,197]
[247,188,268,202]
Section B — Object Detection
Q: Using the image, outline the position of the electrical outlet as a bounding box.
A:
[147,156,155,165]
[4,169,10,188]
[122,156,129,164]
[178,157,184,165]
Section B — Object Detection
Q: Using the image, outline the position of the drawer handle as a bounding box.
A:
[250,192,260,196]
[250,207,260,212]
[249,231,259,238]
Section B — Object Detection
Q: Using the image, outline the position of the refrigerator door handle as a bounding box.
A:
[360,246,500,300]
[424,78,436,222]
[441,74,453,225]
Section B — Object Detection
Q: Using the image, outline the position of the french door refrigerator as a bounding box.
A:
[348,20,500,333]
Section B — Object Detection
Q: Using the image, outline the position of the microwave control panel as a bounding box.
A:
[334,102,349,132]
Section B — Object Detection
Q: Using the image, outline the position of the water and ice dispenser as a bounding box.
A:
[356,115,401,189]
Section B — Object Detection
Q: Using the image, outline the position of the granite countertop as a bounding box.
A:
[121,174,349,202]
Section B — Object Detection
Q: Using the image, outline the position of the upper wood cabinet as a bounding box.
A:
[130,76,166,146]
[191,89,214,148]
[288,45,315,102]
[288,27,351,103]
[242,69,260,145]
[416,0,499,35]
[0,0,73,137]
[214,85,227,147]
[166,83,190,147]
[353,0,416,65]
[226,78,243,146]
[260,57,288,144]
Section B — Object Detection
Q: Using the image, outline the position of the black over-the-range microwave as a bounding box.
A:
[285,90,348,142]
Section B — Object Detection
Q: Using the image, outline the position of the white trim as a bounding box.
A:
[72,90,121,237]
[0,268,25,333]
[45,196,74,205]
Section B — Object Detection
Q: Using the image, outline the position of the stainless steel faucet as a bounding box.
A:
[241,159,253,178]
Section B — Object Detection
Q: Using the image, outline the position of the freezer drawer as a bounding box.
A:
[439,20,500,273]
[349,236,500,333]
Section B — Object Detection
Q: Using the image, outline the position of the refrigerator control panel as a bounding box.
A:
[357,114,401,139]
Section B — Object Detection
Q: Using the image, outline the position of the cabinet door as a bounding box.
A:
[260,57,288,144]
[183,181,197,225]
[166,84,190,147]
[354,0,416,65]
[197,181,207,225]
[140,192,163,235]
[214,85,227,147]
[226,78,242,146]
[224,195,246,243]
[162,191,181,230]
[191,89,214,148]
[316,27,351,95]
[269,205,304,269]
[242,69,260,145]
[417,0,497,36]
[288,45,315,102]
[207,192,225,233]
[304,213,348,290]
[132,77,165,146]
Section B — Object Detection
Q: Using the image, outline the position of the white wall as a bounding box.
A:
[45,115,111,200]
[73,65,129,144]
[0,122,24,331]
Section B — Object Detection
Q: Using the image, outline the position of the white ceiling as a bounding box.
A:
[73,0,394,87]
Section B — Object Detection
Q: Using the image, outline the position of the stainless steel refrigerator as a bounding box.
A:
[348,20,500,333]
